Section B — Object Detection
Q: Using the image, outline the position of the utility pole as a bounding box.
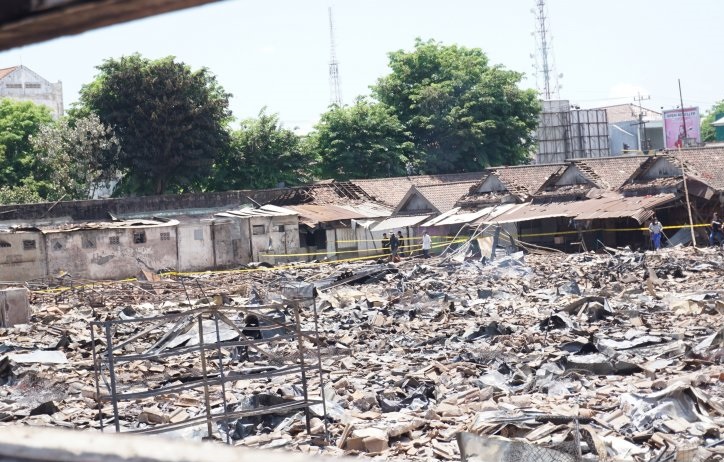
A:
[678,78,687,147]
[328,7,343,107]
[634,93,651,152]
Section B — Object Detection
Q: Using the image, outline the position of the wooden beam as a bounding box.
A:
[0,0,222,51]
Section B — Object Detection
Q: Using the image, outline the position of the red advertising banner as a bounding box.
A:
[663,107,700,148]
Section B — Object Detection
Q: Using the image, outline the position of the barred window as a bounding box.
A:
[133,231,146,244]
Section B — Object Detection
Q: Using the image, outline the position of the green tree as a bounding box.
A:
[210,109,316,190]
[310,98,414,180]
[372,39,540,173]
[0,99,54,197]
[31,114,121,200]
[77,54,232,195]
[701,100,724,142]
[0,185,43,205]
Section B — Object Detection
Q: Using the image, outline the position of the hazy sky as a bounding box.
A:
[0,0,720,132]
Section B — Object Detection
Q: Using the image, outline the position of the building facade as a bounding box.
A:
[0,65,63,118]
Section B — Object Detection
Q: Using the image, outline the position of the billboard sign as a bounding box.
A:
[663,107,700,148]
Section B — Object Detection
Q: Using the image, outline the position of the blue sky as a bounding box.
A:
[0,0,721,132]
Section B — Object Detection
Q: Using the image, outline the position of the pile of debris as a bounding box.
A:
[0,245,722,461]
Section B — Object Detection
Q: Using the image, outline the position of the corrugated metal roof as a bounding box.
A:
[42,218,180,234]
[215,204,297,218]
[486,194,676,225]
[289,202,391,227]
[372,215,430,232]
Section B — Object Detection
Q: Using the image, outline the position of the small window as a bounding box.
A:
[160,232,171,241]
[109,236,120,245]
[5,83,21,89]
[252,225,265,235]
[52,240,63,251]
[24,83,41,89]
[193,229,204,241]
[133,231,146,244]
[0,240,10,248]
[274,225,285,232]
[82,236,96,249]
[23,240,36,251]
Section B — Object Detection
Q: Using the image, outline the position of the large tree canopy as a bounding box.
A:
[0,99,54,202]
[32,114,120,200]
[209,109,317,191]
[372,39,540,173]
[310,98,414,180]
[77,54,231,195]
[701,100,724,143]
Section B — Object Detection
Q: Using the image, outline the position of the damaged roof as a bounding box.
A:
[350,172,484,208]
[488,193,677,225]
[215,204,297,219]
[671,146,724,191]
[287,202,391,227]
[569,155,649,190]
[39,218,180,234]
[490,164,566,199]
[394,181,480,216]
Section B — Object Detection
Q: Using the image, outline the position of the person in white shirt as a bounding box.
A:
[421,231,432,258]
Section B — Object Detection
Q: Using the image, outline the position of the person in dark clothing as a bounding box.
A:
[381,233,390,254]
[710,213,723,246]
[397,231,405,257]
[389,232,399,262]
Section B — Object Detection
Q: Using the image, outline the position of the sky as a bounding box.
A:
[0,0,721,133]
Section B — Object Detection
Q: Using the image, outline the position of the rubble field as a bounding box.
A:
[0,245,723,462]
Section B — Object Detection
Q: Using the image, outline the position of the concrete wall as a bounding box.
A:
[212,220,241,267]
[0,231,47,281]
[177,221,214,271]
[0,66,63,118]
[400,194,434,213]
[246,215,299,263]
[556,165,591,186]
[45,226,178,280]
[641,157,680,180]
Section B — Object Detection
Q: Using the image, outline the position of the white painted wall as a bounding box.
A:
[0,231,47,281]
[0,66,63,118]
[177,221,214,271]
[45,226,178,280]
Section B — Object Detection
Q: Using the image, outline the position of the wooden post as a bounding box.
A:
[678,151,697,246]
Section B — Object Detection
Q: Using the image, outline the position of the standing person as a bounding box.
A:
[381,233,390,255]
[389,232,399,262]
[648,216,663,250]
[710,213,723,246]
[421,231,432,258]
[397,231,405,257]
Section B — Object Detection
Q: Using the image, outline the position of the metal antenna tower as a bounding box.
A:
[533,0,560,100]
[328,7,343,107]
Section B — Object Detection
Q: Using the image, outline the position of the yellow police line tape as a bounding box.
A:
[517,223,709,239]
[30,241,459,295]
[258,238,466,258]
[335,236,464,244]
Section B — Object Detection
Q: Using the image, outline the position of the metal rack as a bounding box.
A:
[89,287,327,442]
